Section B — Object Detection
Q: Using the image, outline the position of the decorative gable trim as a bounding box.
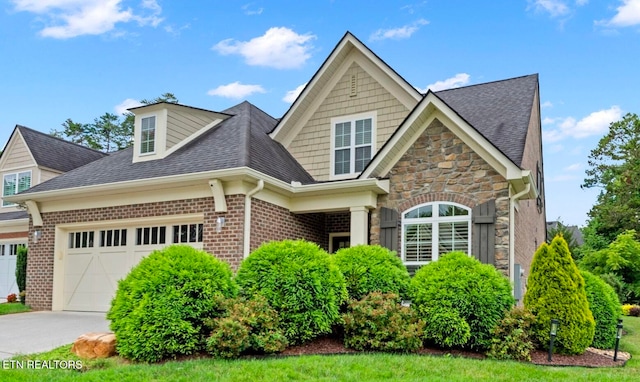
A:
[360,92,537,198]
[270,32,422,148]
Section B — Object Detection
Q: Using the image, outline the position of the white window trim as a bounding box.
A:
[2,170,31,208]
[133,110,167,163]
[401,201,471,266]
[330,111,377,180]
[139,115,157,155]
[328,232,350,253]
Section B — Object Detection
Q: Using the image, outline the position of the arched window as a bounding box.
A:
[402,202,471,266]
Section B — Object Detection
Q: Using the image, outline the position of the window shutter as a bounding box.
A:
[379,207,398,252]
[472,199,496,265]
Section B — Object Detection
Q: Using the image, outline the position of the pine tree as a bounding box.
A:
[524,235,595,354]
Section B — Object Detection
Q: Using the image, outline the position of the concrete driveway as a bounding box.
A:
[0,311,110,359]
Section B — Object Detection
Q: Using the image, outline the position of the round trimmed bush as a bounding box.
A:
[581,270,621,349]
[333,245,411,300]
[235,240,347,344]
[524,236,595,355]
[107,245,238,362]
[410,252,514,350]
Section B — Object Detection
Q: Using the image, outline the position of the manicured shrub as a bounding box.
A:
[107,245,237,362]
[423,310,471,348]
[630,306,640,317]
[581,270,621,349]
[621,304,635,316]
[410,252,514,350]
[6,293,17,303]
[524,235,595,355]
[487,307,536,361]
[205,295,288,359]
[342,292,424,352]
[15,246,27,304]
[235,240,347,344]
[333,245,411,300]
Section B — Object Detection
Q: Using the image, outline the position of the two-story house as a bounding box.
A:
[6,32,546,312]
[0,126,105,300]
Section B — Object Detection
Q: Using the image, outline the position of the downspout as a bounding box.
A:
[508,183,531,286]
[243,179,264,258]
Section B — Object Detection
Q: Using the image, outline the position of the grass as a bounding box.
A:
[1,317,638,381]
[0,302,30,315]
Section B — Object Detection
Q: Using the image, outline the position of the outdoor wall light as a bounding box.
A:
[548,319,559,362]
[33,229,42,244]
[216,216,226,233]
[614,319,623,361]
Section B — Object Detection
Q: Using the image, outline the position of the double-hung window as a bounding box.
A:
[331,112,376,178]
[140,116,156,154]
[2,171,31,207]
[402,202,471,266]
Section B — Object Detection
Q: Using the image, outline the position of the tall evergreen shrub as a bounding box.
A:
[581,270,621,349]
[524,235,595,354]
[16,246,27,304]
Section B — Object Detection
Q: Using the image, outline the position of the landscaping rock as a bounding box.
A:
[71,332,116,359]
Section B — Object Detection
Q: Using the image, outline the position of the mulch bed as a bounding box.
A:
[280,336,630,367]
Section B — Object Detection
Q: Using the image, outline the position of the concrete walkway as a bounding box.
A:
[0,311,110,359]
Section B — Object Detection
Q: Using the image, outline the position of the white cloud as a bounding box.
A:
[242,3,263,15]
[548,174,580,182]
[282,83,307,103]
[541,101,553,108]
[564,163,582,171]
[370,19,429,41]
[213,27,316,69]
[529,0,570,17]
[207,82,266,99]
[542,106,623,142]
[599,0,640,27]
[576,0,589,5]
[419,73,470,92]
[115,98,143,114]
[11,0,162,38]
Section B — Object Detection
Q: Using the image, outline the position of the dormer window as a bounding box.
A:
[140,116,156,154]
[3,171,31,207]
[330,111,376,179]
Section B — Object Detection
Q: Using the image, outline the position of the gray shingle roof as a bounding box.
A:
[434,74,539,166]
[22,101,315,194]
[0,210,28,221]
[14,125,107,172]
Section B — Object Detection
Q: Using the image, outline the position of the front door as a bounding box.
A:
[330,234,350,253]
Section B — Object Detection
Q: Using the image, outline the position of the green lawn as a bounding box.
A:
[0,302,30,315]
[1,317,638,382]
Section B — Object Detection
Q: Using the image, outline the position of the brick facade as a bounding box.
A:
[251,198,328,251]
[369,118,511,274]
[26,196,245,311]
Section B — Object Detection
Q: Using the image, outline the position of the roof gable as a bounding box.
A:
[0,126,106,173]
[270,32,422,147]
[360,75,539,192]
[0,128,36,170]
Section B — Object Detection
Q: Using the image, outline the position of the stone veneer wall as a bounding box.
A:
[369,119,511,274]
[250,198,328,252]
[25,195,245,311]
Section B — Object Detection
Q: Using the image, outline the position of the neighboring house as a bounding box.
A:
[6,32,546,312]
[546,221,584,246]
[0,126,106,300]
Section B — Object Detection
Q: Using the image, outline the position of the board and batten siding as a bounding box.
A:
[287,61,410,181]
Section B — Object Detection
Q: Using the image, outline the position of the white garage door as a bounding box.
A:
[63,223,203,312]
[0,243,24,299]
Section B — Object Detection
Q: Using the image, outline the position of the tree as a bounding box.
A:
[524,235,595,355]
[582,113,640,242]
[52,93,179,153]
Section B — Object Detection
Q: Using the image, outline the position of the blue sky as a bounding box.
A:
[1,0,639,227]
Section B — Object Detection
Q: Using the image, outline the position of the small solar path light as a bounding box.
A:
[614,319,623,362]
[548,319,559,362]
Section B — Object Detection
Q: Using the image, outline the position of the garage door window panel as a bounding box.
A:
[100,229,127,247]
[69,231,95,249]
[173,224,203,244]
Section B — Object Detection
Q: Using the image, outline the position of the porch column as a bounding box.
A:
[350,206,369,246]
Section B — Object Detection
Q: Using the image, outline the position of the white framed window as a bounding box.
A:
[136,226,167,246]
[140,116,156,154]
[172,224,203,244]
[99,229,127,247]
[2,171,31,207]
[402,202,471,266]
[330,112,376,179]
[69,231,95,249]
